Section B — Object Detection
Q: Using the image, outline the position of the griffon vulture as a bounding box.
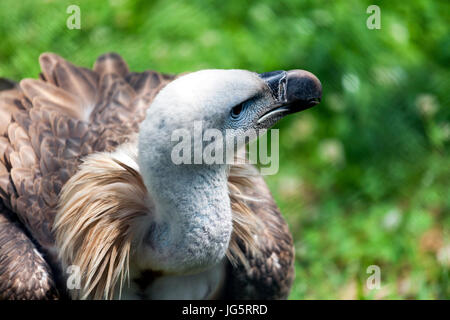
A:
[0,53,321,299]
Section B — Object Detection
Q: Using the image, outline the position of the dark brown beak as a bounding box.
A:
[259,69,322,111]
[256,70,321,126]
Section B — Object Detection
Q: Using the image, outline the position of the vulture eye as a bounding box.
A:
[230,103,246,120]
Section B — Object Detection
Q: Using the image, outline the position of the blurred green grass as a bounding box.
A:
[0,0,448,299]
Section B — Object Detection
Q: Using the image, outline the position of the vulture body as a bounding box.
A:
[0,53,321,299]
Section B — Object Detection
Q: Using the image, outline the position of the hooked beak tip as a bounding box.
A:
[285,69,322,110]
[258,69,322,118]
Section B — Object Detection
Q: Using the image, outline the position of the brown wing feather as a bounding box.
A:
[0,52,174,248]
[0,53,173,299]
[224,169,295,300]
[0,202,58,299]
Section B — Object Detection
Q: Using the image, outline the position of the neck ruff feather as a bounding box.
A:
[54,144,262,299]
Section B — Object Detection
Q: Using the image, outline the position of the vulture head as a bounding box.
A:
[136,69,321,274]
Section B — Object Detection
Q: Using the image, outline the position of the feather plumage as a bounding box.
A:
[0,202,58,299]
[0,53,294,299]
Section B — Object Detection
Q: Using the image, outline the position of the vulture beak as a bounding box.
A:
[257,70,322,125]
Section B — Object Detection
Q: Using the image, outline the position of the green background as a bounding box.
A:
[0,0,448,299]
